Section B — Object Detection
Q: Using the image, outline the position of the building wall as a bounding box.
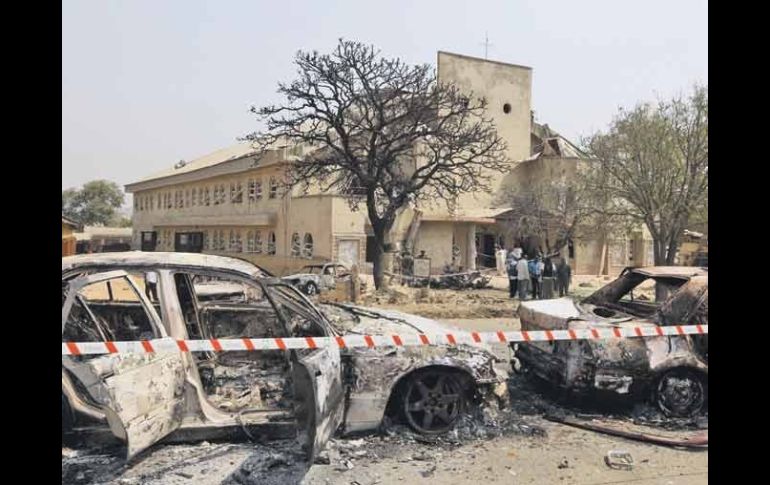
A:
[128,156,366,275]
[414,222,455,273]
[422,52,532,215]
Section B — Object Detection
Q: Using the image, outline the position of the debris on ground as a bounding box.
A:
[545,413,708,449]
[604,450,634,470]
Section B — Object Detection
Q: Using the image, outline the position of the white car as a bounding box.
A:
[282,262,353,295]
[62,252,507,460]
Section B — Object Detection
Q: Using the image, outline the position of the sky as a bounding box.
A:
[62,0,708,196]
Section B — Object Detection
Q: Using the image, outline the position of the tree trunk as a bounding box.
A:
[372,241,386,290]
[370,222,392,290]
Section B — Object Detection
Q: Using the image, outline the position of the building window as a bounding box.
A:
[149,196,154,211]
[203,187,211,206]
[503,103,512,114]
[246,230,255,252]
[214,184,226,205]
[254,230,263,253]
[230,181,243,204]
[248,179,263,203]
[290,233,301,257]
[185,189,190,208]
[156,193,161,210]
[229,230,242,252]
[211,230,220,251]
[203,230,210,251]
[269,177,278,199]
[267,231,276,255]
[167,192,173,209]
[191,188,197,206]
[246,230,264,253]
[303,233,314,259]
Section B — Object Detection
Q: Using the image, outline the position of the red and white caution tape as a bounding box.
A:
[62,324,707,355]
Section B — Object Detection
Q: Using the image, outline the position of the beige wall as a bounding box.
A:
[414,222,455,273]
[434,52,532,214]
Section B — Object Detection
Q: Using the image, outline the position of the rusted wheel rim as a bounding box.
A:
[305,282,318,295]
[403,371,465,434]
[655,369,706,417]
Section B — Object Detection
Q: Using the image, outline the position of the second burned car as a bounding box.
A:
[62,252,507,460]
[513,266,708,418]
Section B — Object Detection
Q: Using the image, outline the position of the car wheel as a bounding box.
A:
[654,368,707,417]
[304,282,318,296]
[402,369,467,434]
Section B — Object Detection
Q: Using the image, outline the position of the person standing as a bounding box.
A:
[516,254,530,300]
[528,255,542,299]
[506,249,519,298]
[145,271,158,302]
[557,258,572,297]
[541,256,555,299]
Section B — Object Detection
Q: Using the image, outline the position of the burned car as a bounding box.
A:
[62,252,506,460]
[513,266,707,417]
[282,262,354,296]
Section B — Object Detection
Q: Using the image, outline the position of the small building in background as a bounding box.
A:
[74,226,133,253]
[62,214,80,256]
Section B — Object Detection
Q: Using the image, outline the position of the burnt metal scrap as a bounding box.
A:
[514,266,708,418]
[62,252,508,462]
[546,414,708,449]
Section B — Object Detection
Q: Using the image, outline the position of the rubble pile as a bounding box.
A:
[223,441,308,485]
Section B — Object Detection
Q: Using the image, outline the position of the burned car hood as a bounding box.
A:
[518,297,644,330]
[320,303,507,386]
[321,303,468,336]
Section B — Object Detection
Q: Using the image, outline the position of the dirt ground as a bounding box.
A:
[62,281,707,484]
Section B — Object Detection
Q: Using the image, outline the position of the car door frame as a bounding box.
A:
[264,282,346,460]
[62,270,188,459]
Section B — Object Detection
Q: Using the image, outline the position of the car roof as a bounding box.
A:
[628,266,707,278]
[62,251,272,278]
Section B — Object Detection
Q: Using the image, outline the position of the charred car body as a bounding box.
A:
[282,262,354,296]
[513,266,707,417]
[62,252,506,460]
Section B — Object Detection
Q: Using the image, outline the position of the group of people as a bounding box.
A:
[505,248,571,301]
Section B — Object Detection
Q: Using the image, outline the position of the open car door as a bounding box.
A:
[292,346,345,460]
[62,270,187,459]
[269,283,345,460]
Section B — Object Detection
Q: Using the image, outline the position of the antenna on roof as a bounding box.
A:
[174,159,187,169]
[481,32,493,59]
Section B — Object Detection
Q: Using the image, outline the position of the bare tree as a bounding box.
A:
[248,40,509,289]
[582,85,708,265]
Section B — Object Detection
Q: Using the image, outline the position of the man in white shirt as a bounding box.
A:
[516,255,530,300]
[145,271,158,302]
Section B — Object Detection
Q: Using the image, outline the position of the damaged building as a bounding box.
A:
[126,51,651,276]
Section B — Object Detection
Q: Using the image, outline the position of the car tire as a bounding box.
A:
[653,368,707,418]
[304,282,318,296]
[401,369,468,435]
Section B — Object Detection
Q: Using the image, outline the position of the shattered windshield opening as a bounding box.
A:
[267,284,329,337]
[300,266,323,275]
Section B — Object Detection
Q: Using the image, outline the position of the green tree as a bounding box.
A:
[62,180,126,226]
[582,85,708,266]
